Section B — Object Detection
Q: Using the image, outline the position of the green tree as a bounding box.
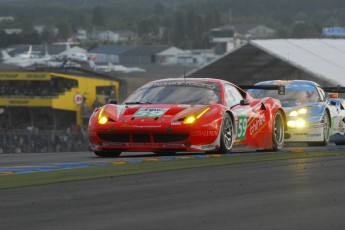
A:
[56,19,72,40]
[92,6,106,28]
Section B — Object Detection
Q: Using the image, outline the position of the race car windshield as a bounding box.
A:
[124,85,221,105]
[248,88,321,107]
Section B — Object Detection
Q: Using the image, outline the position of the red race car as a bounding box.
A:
[88,78,286,157]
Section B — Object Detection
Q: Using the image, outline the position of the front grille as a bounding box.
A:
[98,133,189,143]
[98,134,130,142]
[132,134,150,143]
[153,134,189,143]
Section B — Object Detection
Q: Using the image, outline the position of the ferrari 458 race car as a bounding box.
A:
[246,80,345,146]
[88,78,286,157]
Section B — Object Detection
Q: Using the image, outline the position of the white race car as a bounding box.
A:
[245,80,345,146]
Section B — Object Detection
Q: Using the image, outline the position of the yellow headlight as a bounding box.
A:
[98,116,108,125]
[298,108,307,114]
[289,111,298,117]
[296,119,305,128]
[98,107,108,125]
[183,108,210,124]
[184,116,196,124]
[287,119,305,128]
[287,120,296,127]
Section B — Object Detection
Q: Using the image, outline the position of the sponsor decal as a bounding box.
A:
[108,142,126,146]
[120,124,161,128]
[171,122,182,126]
[25,73,47,79]
[134,108,169,118]
[121,124,133,128]
[145,81,219,90]
[249,115,266,136]
[134,125,162,128]
[307,134,321,137]
[191,131,218,136]
[8,99,29,105]
[293,133,308,136]
[162,143,184,147]
[0,73,18,79]
[127,143,161,148]
[201,145,216,150]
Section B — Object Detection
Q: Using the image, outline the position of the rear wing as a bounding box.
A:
[322,86,345,93]
[323,86,345,99]
[239,85,286,95]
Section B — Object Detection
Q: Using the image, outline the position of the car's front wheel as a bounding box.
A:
[94,151,121,157]
[216,113,234,154]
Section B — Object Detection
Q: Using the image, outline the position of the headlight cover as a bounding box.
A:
[183,108,210,124]
[287,119,306,128]
[98,107,108,125]
[289,108,307,117]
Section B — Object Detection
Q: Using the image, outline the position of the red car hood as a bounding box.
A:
[101,104,210,123]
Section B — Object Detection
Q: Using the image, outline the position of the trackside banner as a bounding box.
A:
[0,72,51,80]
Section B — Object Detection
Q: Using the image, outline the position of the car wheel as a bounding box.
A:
[272,110,285,150]
[307,112,330,146]
[216,113,234,154]
[94,151,121,157]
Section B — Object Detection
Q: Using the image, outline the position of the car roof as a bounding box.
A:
[255,80,320,88]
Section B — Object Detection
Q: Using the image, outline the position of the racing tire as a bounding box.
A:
[307,112,330,146]
[94,151,121,157]
[216,113,234,154]
[272,110,285,150]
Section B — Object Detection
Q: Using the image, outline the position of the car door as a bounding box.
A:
[224,84,255,144]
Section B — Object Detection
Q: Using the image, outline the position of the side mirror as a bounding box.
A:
[108,99,117,104]
[278,85,285,95]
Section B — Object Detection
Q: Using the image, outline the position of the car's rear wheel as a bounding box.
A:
[216,113,234,154]
[272,110,285,150]
[94,151,121,157]
[307,112,330,146]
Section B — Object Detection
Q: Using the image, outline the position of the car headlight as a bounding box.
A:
[98,107,108,125]
[183,108,210,124]
[287,119,306,128]
[289,108,307,117]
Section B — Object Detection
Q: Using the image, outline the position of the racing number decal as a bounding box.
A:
[134,108,169,118]
[237,116,248,141]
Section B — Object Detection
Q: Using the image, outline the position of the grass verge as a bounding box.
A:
[1,150,344,189]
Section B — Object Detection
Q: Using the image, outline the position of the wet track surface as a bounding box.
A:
[1,145,345,229]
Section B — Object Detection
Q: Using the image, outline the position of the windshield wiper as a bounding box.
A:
[125,101,152,105]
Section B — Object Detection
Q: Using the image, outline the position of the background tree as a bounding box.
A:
[92,6,106,28]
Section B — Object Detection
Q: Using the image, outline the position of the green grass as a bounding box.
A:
[1,150,344,189]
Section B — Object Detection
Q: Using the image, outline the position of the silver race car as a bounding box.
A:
[244,80,345,146]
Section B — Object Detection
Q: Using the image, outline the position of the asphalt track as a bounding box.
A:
[1,146,345,229]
